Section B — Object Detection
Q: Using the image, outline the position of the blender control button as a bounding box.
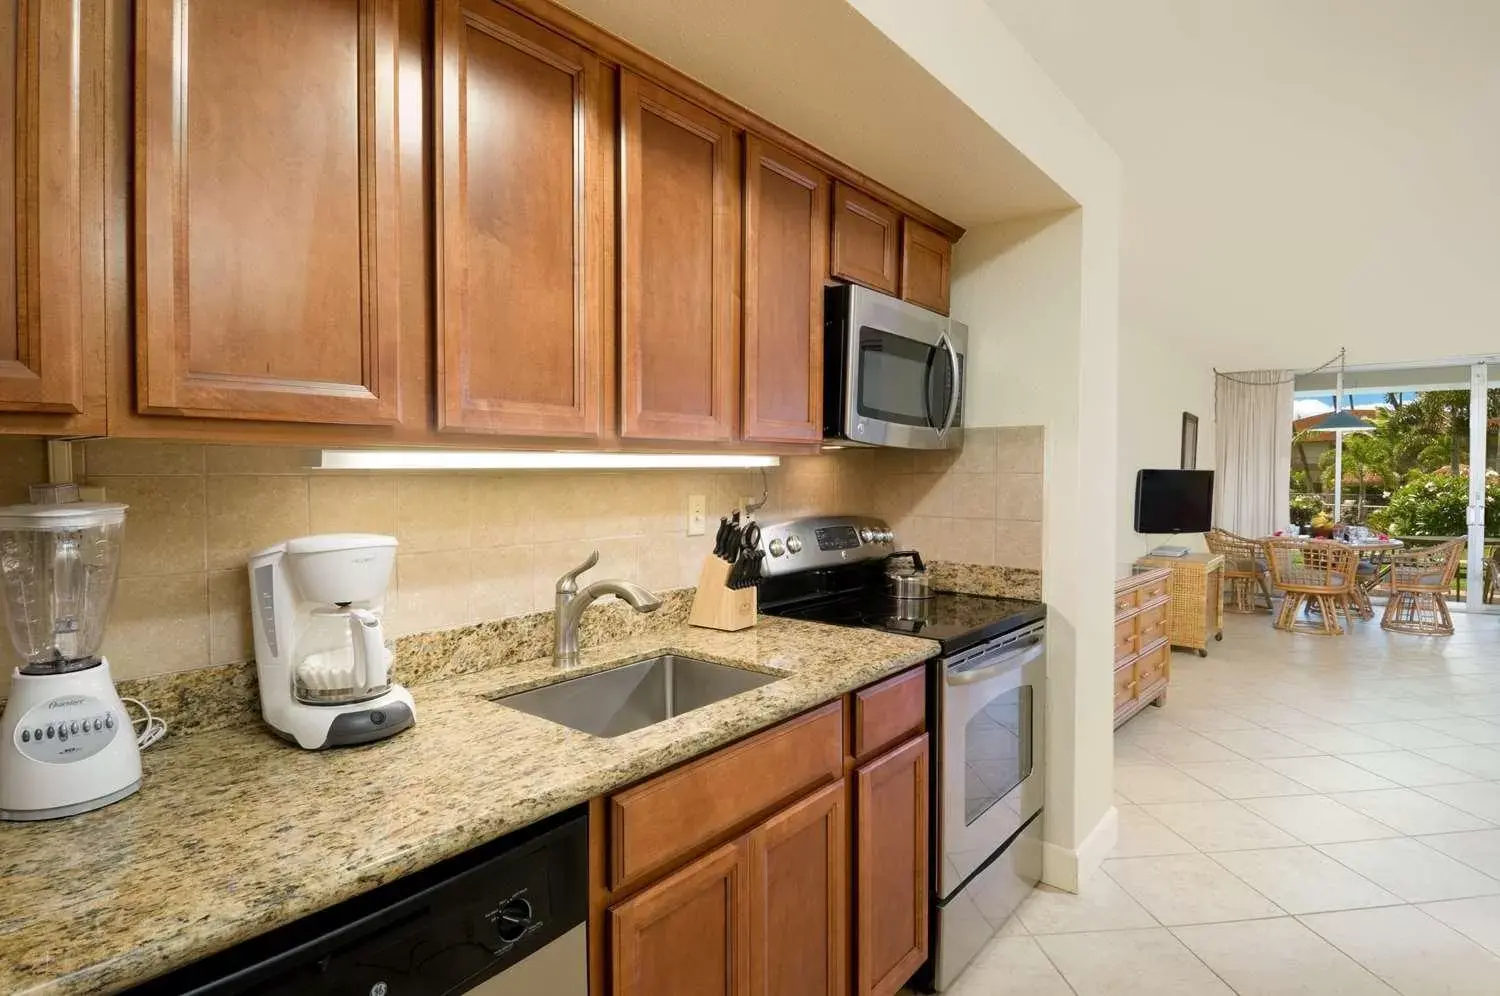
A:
[45,725,54,739]
[20,729,29,742]
[58,727,68,742]
[70,721,79,735]
[104,714,114,730]
[93,717,102,731]
[33,728,42,741]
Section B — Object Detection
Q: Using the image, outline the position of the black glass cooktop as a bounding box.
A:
[763,590,1045,655]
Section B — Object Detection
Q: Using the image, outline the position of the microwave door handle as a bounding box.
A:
[945,641,1044,687]
[937,333,961,436]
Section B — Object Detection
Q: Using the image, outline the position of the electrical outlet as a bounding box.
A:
[687,494,707,535]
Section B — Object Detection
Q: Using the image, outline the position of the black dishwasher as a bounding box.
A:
[129,806,588,996]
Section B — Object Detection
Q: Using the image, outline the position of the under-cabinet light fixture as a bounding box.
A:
[312,450,782,471]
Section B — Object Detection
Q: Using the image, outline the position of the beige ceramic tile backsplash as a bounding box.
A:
[0,427,1042,695]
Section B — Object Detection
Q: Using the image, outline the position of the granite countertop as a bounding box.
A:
[0,617,937,996]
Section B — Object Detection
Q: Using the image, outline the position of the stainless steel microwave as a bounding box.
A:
[823,284,966,450]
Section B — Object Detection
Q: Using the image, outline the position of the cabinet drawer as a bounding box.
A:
[1141,575,1170,603]
[1136,600,1169,648]
[1113,662,1136,711]
[1136,640,1170,694]
[1113,588,1138,617]
[852,665,927,762]
[1114,617,1137,663]
[610,701,843,889]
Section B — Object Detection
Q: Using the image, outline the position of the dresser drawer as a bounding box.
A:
[1136,600,1169,648]
[609,701,843,889]
[1141,574,1170,603]
[1114,616,1137,663]
[1136,639,1170,695]
[852,664,927,762]
[1114,588,1138,617]
[1113,662,1136,711]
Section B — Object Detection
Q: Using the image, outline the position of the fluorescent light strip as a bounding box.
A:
[314,450,781,471]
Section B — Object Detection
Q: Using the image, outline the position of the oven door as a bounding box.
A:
[839,286,964,449]
[938,623,1046,899]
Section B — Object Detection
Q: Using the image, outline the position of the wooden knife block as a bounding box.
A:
[688,555,757,631]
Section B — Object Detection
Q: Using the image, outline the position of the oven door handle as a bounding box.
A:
[945,641,1044,687]
[936,332,961,438]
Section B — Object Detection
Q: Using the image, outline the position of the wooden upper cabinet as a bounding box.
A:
[741,136,826,444]
[436,0,610,437]
[619,70,739,442]
[830,182,898,295]
[901,219,953,316]
[0,0,101,419]
[134,0,402,424]
[747,781,848,996]
[855,735,930,996]
[612,840,749,996]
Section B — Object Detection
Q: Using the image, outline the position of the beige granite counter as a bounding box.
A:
[0,616,936,995]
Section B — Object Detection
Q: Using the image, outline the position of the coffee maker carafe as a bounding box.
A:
[249,534,414,749]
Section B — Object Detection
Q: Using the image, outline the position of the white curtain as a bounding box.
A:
[1214,369,1293,537]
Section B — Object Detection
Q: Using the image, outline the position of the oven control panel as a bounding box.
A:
[756,515,894,576]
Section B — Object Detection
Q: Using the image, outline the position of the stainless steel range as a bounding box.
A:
[756,515,1045,992]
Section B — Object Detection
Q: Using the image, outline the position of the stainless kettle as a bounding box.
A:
[885,550,931,600]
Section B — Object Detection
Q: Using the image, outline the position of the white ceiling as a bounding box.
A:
[556,0,1076,228]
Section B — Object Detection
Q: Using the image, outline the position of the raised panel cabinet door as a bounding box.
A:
[0,0,99,415]
[611,840,749,996]
[746,781,848,996]
[436,0,609,437]
[830,182,898,295]
[900,219,952,316]
[135,0,402,424]
[619,70,739,442]
[855,734,930,996]
[742,136,826,444]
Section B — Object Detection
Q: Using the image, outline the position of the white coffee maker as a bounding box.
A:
[248,534,414,749]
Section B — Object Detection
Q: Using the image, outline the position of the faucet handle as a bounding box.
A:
[556,549,600,595]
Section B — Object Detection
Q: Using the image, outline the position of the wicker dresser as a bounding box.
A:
[1134,552,1226,657]
[1114,567,1173,728]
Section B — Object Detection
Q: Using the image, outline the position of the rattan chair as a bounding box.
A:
[1205,528,1273,613]
[1262,539,1360,636]
[1383,540,1465,635]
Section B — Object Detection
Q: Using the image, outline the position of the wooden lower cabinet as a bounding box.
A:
[854,735,929,996]
[611,840,750,996]
[747,781,848,996]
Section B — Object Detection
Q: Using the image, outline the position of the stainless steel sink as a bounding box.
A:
[493,654,780,738]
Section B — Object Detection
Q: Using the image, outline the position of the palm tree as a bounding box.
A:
[1320,430,1394,522]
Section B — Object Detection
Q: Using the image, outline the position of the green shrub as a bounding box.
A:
[1385,472,1500,537]
[1288,494,1322,526]
[1365,506,1392,534]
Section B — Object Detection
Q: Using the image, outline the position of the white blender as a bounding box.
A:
[0,501,142,820]
[248,533,414,749]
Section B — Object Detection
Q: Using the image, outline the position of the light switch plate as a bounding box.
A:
[687,494,706,536]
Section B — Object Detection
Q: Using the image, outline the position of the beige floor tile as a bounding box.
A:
[1331,787,1494,835]
[1239,794,1403,844]
[1261,755,1400,793]
[1125,730,1244,764]
[1420,718,1500,745]
[1113,740,1163,765]
[1273,723,1394,755]
[1341,750,1481,788]
[1037,928,1232,995]
[945,935,1073,996]
[1154,706,1260,732]
[1418,895,1500,958]
[1300,905,1500,996]
[1111,804,1197,858]
[1113,764,1222,805]
[1199,727,1322,759]
[1317,837,1500,902]
[1016,873,1156,935]
[1103,853,1283,926]
[1171,759,1317,799]
[1348,721,1469,750]
[1141,800,1299,852]
[1420,781,1500,823]
[1209,846,1400,914]
[1420,828,1500,880]
[1415,745,1500,780]
[1221,701,1323,727]
[1172,917,1396,995]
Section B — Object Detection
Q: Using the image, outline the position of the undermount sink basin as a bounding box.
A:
[493,654,781,738]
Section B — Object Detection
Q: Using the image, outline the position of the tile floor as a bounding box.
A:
[935,609,1500,995]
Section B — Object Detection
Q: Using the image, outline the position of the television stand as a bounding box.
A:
[1149,544,1190,558]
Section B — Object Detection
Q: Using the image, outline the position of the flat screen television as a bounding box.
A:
[1134,470,1214,534]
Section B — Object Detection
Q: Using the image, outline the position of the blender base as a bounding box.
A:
[0,779,140,821]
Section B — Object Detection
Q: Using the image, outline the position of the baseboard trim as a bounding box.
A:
[1041,806,1118,892]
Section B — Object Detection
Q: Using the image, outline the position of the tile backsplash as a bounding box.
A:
[0,426,1042,696]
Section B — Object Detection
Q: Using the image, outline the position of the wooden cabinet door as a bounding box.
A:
[855,735,929,996]
[0,0,100,417]
[747,781,848,996]
[135,0,402,424]
[612,840,749,996]
[619,70,739,442]
[830,182,898,295]
[436,0,609,437]
[900,219,952,316]
[742,136,826,444]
